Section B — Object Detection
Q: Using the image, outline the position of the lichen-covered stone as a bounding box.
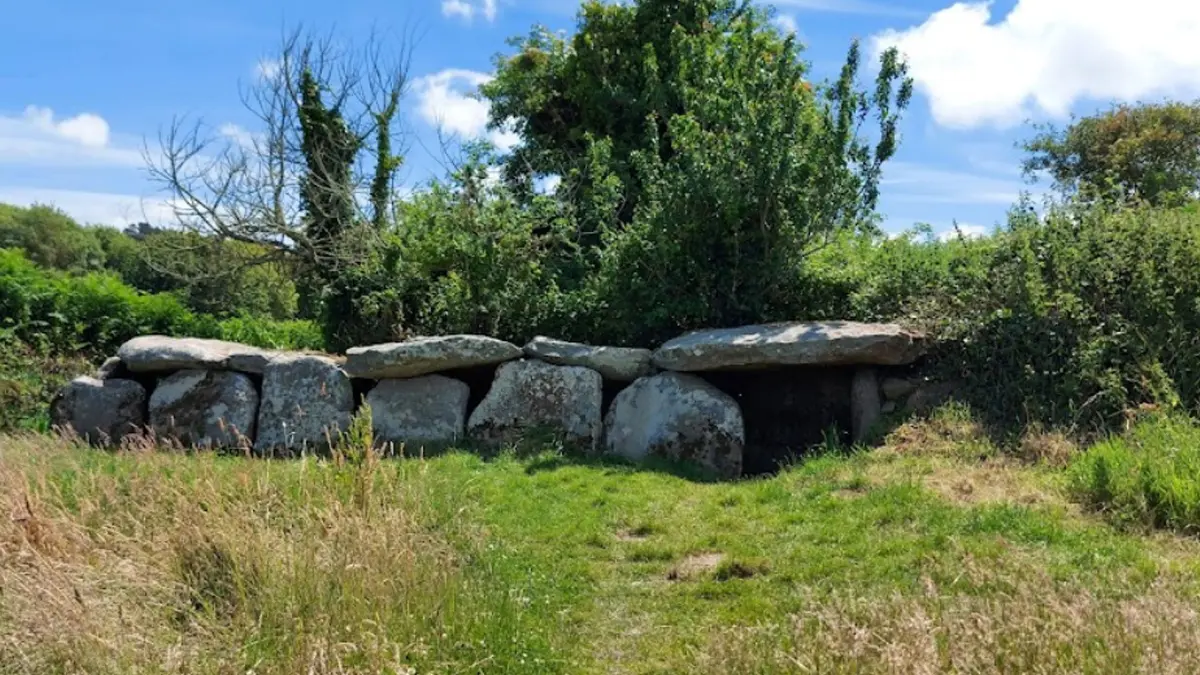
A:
[344,335,522,379]
[255,354,353,453]
[523,336,653,382]
[150,370,259,448]
[117,335,273,374]
[652,322,926,372]
[604,373,744,478]
[468,360,603,448]
[366,376,470,449]
[50,376,146,446]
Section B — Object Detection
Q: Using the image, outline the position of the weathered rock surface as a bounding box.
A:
[117,336,274,374]
[851,368,881,443]
[255,354,353,453]
[881,376,917,401]
[604,373,744,478]
[344,335,522,380]
[367,376,470,449]
[95,356,129,380]
[523,336,653,382]
[51,377,146,445]
[652,322,926,372]
[468,360,603,448]
[905,381,960,415]
[150,370,259,448]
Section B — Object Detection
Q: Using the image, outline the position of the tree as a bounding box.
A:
[146,26,413,283]
[0,203,105,271]
[483,0,909,234]
[482,0,912,342]
[1023,101,1200,207]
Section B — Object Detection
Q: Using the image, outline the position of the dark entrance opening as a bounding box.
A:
[699,366,855,476]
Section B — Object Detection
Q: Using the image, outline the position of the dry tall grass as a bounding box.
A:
[0,433,477,675]
[698,571,1200,674]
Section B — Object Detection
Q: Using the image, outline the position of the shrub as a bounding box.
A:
[1069,414,1200,533]
[922,199,1200,433]
[0,248,323,358]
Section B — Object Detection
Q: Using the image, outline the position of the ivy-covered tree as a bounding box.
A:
[1023,101,1200,207]
[146,27,412,293]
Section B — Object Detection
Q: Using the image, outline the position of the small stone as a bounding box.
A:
[881,377,917,401]
[95,356,128,380]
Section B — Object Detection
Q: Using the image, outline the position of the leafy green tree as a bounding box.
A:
[1023,101,1200,207]
[484,0,912,343]
[0,203,105,271]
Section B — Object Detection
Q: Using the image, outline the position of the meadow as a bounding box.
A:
[6,406,1200,674]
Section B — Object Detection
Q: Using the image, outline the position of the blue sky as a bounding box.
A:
[2,0,1199,239]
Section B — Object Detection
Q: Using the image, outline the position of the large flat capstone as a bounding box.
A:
[366,375,471,449]
[467,360,604,449]
[150,370,259,448]
[523,336,653,382]
[652,322,926,372]
[344,335,522,379]
[255,354,354,453]
[604,372,744,479]
[51,376,146,446]
[117,336,274,374]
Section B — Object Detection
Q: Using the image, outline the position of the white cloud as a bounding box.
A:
[22,105,109,148]
[218,123,257,149]
[873,0,1200,129]
[773,14,799,34]
[0,187,176,227]
[535,175,562,195]
[255,58,281,80]
[937,222,989,241]
[0,107,142,168]
[442,0,498,22]
[413,69,521,151]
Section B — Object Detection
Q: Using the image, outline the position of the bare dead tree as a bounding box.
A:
[144,24,415,274]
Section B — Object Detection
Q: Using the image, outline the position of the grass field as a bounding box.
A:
[5,407,1200,674]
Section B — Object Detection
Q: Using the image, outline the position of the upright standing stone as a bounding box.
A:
[467,360,604,449]
[851,368,881,443]
[50,376,146,446]
[149,370,259,448]
[255,354,354,453]
[366,375,471,449]
[604,373,744,478]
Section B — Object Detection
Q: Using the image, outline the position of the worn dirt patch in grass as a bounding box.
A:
[668,553,725,581]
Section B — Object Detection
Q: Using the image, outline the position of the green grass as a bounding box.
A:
[6,416,1200,673]
[1070,413,1200,534]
